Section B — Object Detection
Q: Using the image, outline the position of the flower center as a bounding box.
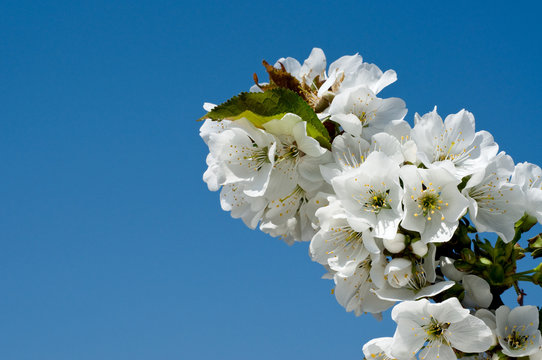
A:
[406,263,428,291]
[506,330,530,350]
[356,111,375,128]
[285,145,300,158]
[343,229,364,244]
[246,145,270,170]
[423,318,450,342]
[412,184,447,221]
[419,193,438,214]
[367,189,392,213]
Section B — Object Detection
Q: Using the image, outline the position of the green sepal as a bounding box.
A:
[198,88,331,150]
[479,257,493,266]
[527,233,542,259]
[489,264,505,285]
[511,213,538,243]
[532,248,542,259]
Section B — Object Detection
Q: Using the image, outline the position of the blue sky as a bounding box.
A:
[1,1,541,359]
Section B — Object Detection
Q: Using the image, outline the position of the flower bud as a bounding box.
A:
[514,243,525,260]
[384,258,412,288]
[411,240,428,257]
[460,248,476,264]
[479,257,493,265]
[532,263,542,285]
[533,272,542,285]
[383,233,406,253]
[453,260,473,272]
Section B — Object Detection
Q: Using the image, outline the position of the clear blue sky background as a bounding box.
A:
[1,1,541,359]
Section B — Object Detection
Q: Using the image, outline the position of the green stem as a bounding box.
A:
[514,269,536,277]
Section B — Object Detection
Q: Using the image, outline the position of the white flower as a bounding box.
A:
[320,133,371,181]
[400,165,469,244]
[462,274,493,309]
[411,107,498,179]
[320,132,404,182]
[250,48,327,96]
[511,162,542,223]
[199,115,228,145]
[310,198,378,276]
[333,254,395,316]
[207,118,278,196]
[328,86,407,138]
[319,52,397,98]
[260,188,330,244]
[375,244,455,302]
[235,113,332,243]
[263,48,398,115]
[203,153,226,192]
[390,297,493,360]
[220,184,267,229]
[261,113,331,197]
[201,116,270,228]
[462,153,524,243]
[275,47,327,85]
[496,305,542,357]
[382,120,418,164]
[202,111,332,240]
[331,151,404,239]
[200,117,232,191]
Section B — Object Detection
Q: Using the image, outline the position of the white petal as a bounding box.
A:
[440,257,465,282]
[330,113,363,136]
[292,121,327,157]
[426,297,470,324]
[447,316,494,353]
[390,318,427,359]
[299,47,326,82]
[418,342,456,360]
[462,274,493,308]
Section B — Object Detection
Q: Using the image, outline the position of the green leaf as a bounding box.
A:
[457,175,471,192]
[199,88,331,149]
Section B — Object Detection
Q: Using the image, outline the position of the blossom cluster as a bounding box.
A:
[199,48,542,360]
